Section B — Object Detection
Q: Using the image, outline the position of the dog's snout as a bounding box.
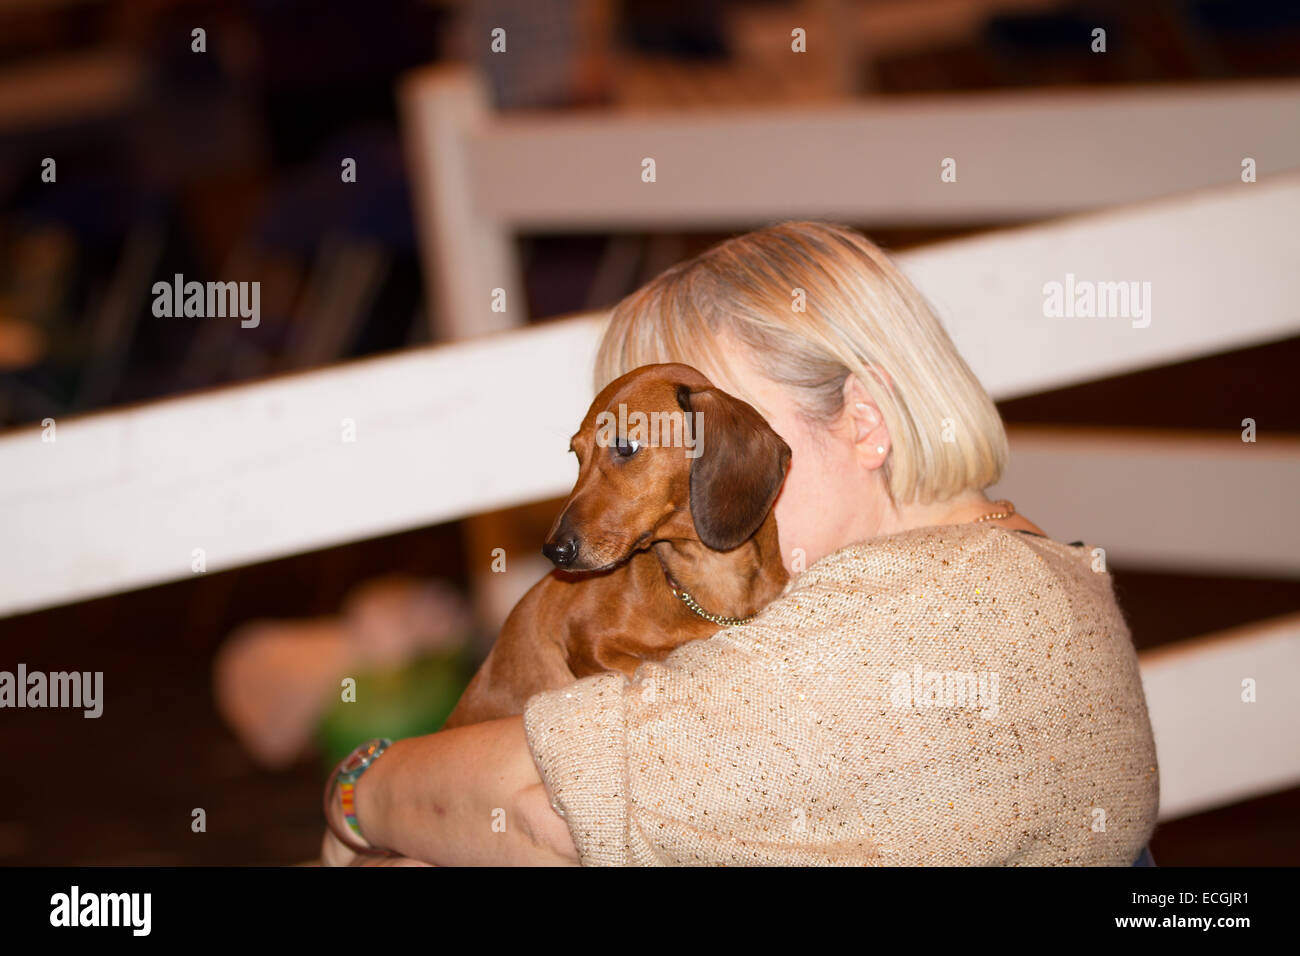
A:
[543,535,579,567]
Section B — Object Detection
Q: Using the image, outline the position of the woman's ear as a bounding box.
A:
[843,375,890,460]
[678,385,792,552]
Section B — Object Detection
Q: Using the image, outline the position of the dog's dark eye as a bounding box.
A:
[614,437,640,458]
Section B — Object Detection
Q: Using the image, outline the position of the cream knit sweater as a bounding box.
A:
[523,522,1160,866]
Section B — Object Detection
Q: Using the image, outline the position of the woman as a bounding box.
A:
[321,221,1160,866]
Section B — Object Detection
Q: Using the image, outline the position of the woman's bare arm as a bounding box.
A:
[331,716,580,866]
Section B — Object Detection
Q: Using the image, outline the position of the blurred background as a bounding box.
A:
[1,0,1298,864]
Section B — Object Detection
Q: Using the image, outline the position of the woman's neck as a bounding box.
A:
[883,490,1046,537]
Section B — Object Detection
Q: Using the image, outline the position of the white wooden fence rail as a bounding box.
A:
[1143,613,1300,821]
[400,69,1300,339]
[466,83,1300,228]
[989,428,1300,579]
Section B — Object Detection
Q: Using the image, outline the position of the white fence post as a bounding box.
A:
[400,66,526,339]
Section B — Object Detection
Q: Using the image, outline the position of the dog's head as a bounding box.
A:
[543,363,791,572]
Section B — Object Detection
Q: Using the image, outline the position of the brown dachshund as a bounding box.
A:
[442,363,791,729]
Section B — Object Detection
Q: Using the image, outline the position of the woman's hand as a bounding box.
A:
[321,764,427,866]
[319,829,432,866]
[319,827,356,867]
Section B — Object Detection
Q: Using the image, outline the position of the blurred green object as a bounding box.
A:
[315,646,476,770]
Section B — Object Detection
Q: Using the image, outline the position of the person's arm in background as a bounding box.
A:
[321,715,579,866]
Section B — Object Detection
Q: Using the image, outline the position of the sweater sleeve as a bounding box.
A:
[521,622,884,866]
[521,672,633,866]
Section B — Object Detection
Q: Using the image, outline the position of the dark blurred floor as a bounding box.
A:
[2,521,468,865]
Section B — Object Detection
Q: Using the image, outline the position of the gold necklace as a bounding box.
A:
[972,499,1016,522]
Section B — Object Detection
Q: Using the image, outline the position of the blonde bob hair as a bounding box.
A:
[593,221,1008,507]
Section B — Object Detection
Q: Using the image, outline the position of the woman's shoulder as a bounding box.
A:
[780,522,1106,612]
[745,522,1130,662]
[800,522,1086,575]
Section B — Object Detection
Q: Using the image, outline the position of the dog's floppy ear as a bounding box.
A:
[676,384,792,552]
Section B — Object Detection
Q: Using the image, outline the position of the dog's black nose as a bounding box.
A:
[543,536,579,567]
